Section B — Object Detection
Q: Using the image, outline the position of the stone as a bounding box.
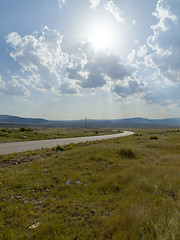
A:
[15,195,22,199]
[28,222,40,230]
[91,209,96,214]
[65,179,73,185]
[76,180,81,184]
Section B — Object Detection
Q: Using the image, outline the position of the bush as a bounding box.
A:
[1,128,7,132]
[150,136,158,140]
[26,128,33,132]
[55,145,64,151]
[119,148,136,159]
[20,127,26,132]
[20,127,33,132]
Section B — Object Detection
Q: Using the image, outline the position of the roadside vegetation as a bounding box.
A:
[0,129,180,239]
[0,127,122,143]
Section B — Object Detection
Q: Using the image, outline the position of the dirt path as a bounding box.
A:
[0,131,134,155]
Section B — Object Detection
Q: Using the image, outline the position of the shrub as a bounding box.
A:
[20,127,26,132]
[26,128,33,132]
[150,136,158,140]
[118,130,123,133]
[55,145,64,151]
[119,148,136,159]
[1,128,7,132]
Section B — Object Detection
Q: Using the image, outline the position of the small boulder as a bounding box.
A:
[65,179,73,185]
[91,209,96,214]
[28,222,40,230]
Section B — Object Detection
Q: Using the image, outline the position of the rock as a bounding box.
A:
[76,180,87,186]
[15,195,22,199]
[28,222,40,230]
[45,188,50,192]
[91,209,96,214]
[42,168,48,172]
[76,180,81,184]
[65,179,73,185]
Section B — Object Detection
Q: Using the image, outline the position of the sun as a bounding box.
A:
[88,21,115,51]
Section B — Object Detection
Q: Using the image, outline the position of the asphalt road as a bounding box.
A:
[0,131,134,155]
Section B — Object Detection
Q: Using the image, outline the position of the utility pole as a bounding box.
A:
[84,117,88,128]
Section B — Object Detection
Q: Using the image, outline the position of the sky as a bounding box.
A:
[0,0,180,120]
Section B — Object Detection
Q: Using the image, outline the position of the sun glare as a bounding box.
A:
[88,21,115,51]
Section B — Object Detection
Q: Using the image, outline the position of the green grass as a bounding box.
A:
[0,127,121,143]
[0,129,180,239]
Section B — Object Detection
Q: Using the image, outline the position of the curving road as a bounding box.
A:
[0,131,134,155]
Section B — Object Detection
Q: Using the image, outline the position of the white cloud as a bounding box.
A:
[142,82,180,107]
[58,80,80,95]
[104,1,125,23]
[64,41,140,99]
[152,0,178,32]
[112,79,142,99]
[137,45,147,57]
[125,0,180,107]
[127,49,136,64]
[147,0,180,84]
[58,0,100,9]
[6,26,68,92]
[58,0,66,8]
[89,0,101,9]
[0,75,6,88]
[6,32,21,46]
[0,75,30,97]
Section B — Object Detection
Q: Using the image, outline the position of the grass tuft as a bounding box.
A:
[150,135,158,140]
[118,148,136,159]
[55,144,64,151]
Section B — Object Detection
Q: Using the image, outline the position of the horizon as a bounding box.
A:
[0,0,180,119]
[1,114,180,122]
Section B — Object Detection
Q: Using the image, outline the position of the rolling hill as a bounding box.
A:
[0,115,180,128]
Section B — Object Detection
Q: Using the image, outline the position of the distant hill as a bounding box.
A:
[0,115,48,125]
[0,115,180,128]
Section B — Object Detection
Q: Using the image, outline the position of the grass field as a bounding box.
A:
[0,129,180,239]
[0,127,121,143]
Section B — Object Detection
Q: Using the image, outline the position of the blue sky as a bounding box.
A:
[0,0,180,120]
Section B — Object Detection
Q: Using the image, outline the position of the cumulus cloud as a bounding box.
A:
[64,42,140,99]
[6,27,67,92]
[104,1,125,23]
[58,80,80,95]
[151,0,178,32]
[147,0,180,84]
[126,0,180,106]
[89,0,101,9]
[143,82,180,106]
[112,80,142,99]
[0,75,30,97]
